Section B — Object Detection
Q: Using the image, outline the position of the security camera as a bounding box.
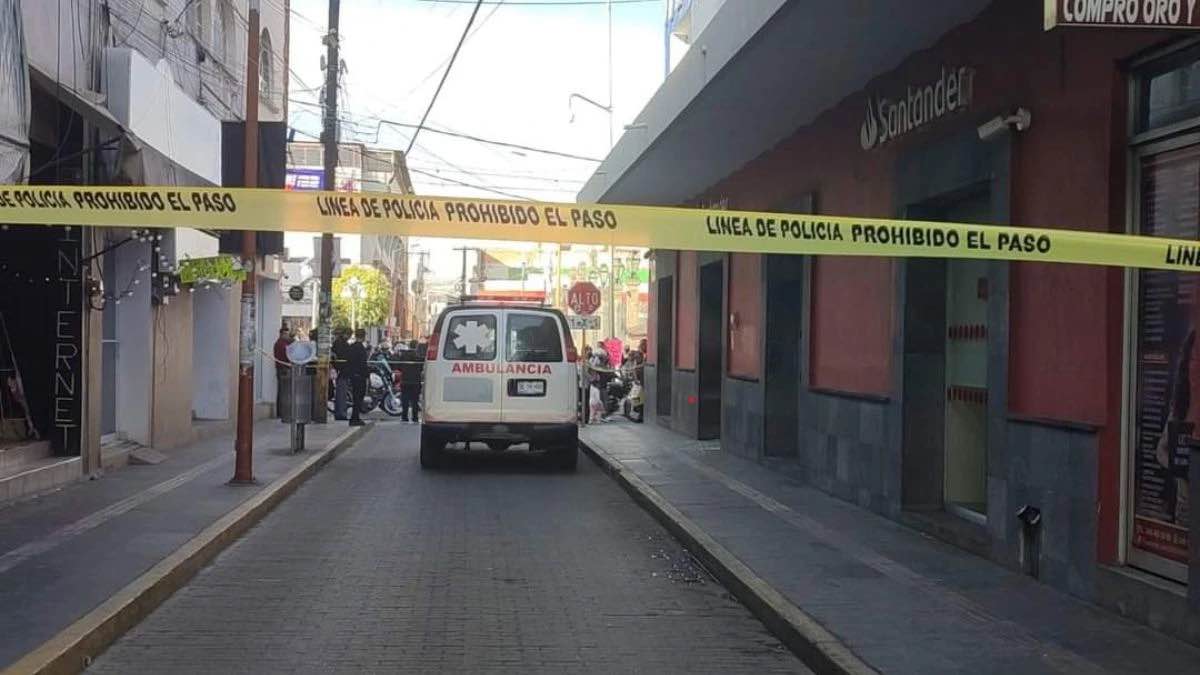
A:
[978,108,1032,141]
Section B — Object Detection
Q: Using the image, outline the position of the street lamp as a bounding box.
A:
[568,93,613,149]
[341,277,364,331]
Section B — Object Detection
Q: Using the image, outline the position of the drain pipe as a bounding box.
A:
[1016,505,1042,579]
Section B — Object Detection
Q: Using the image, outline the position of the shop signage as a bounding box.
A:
[178,255,247,285]
[1045,0,1200,30]
[51,226,82,455]
[567,314,601,331]
[859,67,976,151]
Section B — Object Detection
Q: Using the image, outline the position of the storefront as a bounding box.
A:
[1126,42,1200,585]
[586,0,1200,646]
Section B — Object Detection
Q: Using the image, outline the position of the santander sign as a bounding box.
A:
[859,67,975,151]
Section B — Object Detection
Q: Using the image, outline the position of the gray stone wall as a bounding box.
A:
[999,422,1099,598]
[670,370,699,437]
[796,391,896,515]
[722,376,763,460]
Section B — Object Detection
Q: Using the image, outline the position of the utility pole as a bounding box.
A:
[608,245,616,340]
[315,0,341,423]
[607,0,614,149]
[454,246,473,297]
[232,0,262,484]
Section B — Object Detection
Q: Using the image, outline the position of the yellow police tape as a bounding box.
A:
[1,184,1198,271]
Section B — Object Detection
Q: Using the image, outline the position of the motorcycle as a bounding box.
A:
[622,380,644,423]
[327,360,404,417]
[602,373,629,419]
[621,362,644,422]
[369,359,405,417]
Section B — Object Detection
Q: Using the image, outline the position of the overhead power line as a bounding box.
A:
[409,167,533,201]
[406,0,486,155]
[288,127,537,200]
[288,99,602,162]
[418,0,656,5]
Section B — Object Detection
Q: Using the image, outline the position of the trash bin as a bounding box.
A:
[279,365,313,424]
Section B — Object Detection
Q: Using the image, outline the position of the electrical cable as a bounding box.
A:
[406,0,485,156]
[418,0,654,4]
[288,99,602,162]
[399,0,506,101]
[408,167,533,201]
[287,127,537,200]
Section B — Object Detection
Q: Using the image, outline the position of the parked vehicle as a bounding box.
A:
[419,300,579,470]
[327,360,403,417]
[622,381,644,423]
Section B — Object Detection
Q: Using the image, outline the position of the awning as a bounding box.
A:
[580,0,993,206]
[28,66,124,138]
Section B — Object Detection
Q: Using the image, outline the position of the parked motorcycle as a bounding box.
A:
[603,374,629,419]
[327,360,403,417]
[368,359,404,417]
[622,380,644,423]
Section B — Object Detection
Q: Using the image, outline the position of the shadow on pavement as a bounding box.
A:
[433,443,572,475]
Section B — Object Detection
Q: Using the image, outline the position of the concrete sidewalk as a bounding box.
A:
[581,422,1200,675]
[0,418,364,670]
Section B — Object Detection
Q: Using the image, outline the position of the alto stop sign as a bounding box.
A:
[567,281,602,316]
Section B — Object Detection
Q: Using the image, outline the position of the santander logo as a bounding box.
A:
[859,98,881,151]
[859,66,975,152]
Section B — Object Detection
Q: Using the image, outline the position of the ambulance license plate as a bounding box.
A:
[515,380,546,396]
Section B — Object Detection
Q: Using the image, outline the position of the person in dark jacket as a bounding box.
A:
[272,327,293,419]
[398,339,424,423]
[331,328,351,420]
[346,328,369,426]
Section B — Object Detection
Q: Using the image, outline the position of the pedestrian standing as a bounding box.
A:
[273,327,293,419]
[346,328,369,427]
[399,339,424,423]
[331,328,351,420]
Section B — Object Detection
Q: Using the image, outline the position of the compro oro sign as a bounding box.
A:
[859,67,975,151]
[1045,0,1200,29]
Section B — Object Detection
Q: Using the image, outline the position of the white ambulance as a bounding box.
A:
[420,300,580,470]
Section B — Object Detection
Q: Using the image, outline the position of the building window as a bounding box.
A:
[259,28,274,101]
[186,0,206,38]
[1127,44,1200,583]
[213,0,233,65]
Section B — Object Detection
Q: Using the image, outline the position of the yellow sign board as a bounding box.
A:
[1,184,1198,271]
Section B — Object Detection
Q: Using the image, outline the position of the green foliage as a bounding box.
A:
[332,265,391,329]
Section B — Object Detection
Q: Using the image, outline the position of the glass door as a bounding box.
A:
[1129,142,1200,582]
[944,257,989,523]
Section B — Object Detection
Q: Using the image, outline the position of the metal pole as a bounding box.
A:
[233,0,263,484]
[663,0,670,80]
[609,245,616,340]
[315,0,341,424]
[607,0,614,149]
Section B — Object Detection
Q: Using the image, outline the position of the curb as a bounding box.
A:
[3,423,372,675]
[579,439,879,675]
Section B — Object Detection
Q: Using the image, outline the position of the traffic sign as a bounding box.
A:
[567,281,601,316]
[567,314,601,330]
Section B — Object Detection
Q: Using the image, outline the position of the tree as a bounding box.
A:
[333,265,391,330]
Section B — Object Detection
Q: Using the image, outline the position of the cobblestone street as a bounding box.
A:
[89,421,806,674]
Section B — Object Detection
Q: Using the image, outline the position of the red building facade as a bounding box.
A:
[633,1,1200,644]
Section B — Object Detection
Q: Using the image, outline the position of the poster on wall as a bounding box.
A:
[1133,146,1200,566]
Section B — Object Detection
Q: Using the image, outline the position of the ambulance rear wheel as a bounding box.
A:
[420,429,444,469]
